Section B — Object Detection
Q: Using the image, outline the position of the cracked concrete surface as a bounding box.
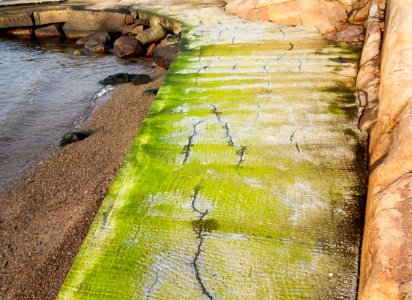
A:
[59,0,367,298]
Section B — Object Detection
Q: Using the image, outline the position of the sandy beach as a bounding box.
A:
[0,66,165,300]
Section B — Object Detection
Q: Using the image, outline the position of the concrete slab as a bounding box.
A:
[33,9,68,26]
[0,12,32,28]
[0,0,66,8]
[57,1,367,299]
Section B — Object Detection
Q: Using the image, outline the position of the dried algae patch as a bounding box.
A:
[59,4,366,299]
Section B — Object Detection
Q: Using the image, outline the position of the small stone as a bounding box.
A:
[153,44,179,69]
[76,31,112,46]
[131,25,144,36]
[328,273,334,277]
[144,88,159,96]
[73,49,81,55]
[99,73,150,85]
[125,15,134,25]
[134,18,150,26]
[60,132,91,147]
[131,74,151,85]
[146,43,156,57]
[113,36,145,58]
[84,40,108,53]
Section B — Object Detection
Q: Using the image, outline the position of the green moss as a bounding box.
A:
[59,11,365,300]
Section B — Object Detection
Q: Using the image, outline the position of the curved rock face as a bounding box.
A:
[359,0,412,298]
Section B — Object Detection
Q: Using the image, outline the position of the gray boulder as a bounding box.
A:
[76,31,111,45]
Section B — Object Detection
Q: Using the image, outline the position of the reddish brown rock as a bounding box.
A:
[357,2,384,131]
[359,0,412,299]
[224,0,373,41]
[131,25,144,36]
[153,43,179,69]
[134,18,150,27]
[125,14,134,25]
[122,24,144,36]
[360,172,412,299]
[146,43,156,57]
[122,24,135,36]
[113,36,145,58]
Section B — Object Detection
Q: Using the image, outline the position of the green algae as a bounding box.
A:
[59,8,366,299]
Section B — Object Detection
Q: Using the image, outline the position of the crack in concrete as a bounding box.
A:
[279,27,286,38]
[277,42,294,61]
[209,104,237,148]
[236,146,247,167]
[254,102,261,126]
[190,187,214,300]
[195,59,212,86]
[218,30,223,40]
[224,123,235,147]
[210,104,222,123]
[182,119,206,164]
[263,60,272,89]
[209,103,253,165]
[298,59,303,72]
[290,129,301,154]
[146,272,159,300]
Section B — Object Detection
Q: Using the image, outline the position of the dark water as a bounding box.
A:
[0,37,152,196]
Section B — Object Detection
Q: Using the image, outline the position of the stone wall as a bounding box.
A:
[358,0,412,298]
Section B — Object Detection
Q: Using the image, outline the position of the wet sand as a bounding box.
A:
[0,67,165,300]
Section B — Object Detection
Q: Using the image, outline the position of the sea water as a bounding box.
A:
[0,37,152,196]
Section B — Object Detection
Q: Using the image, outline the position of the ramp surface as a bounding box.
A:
[59,1,366,299]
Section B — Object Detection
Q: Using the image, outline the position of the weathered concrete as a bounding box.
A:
[0,12,32,29]
[359,0,412,298]
[33,9,68,26]
[62,10,126,38]
[58,1,367,299]
[0,0,66,7]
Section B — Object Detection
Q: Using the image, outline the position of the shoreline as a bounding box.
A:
[0,66,165,300]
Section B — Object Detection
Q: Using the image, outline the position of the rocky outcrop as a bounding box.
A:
[357,1,385,131]
[223,0,379,43]
[359,0,412,298]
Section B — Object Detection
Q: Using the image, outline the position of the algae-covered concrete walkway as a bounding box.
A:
[59,1,366,298]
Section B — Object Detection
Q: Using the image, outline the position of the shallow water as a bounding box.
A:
[0,37,152,196]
